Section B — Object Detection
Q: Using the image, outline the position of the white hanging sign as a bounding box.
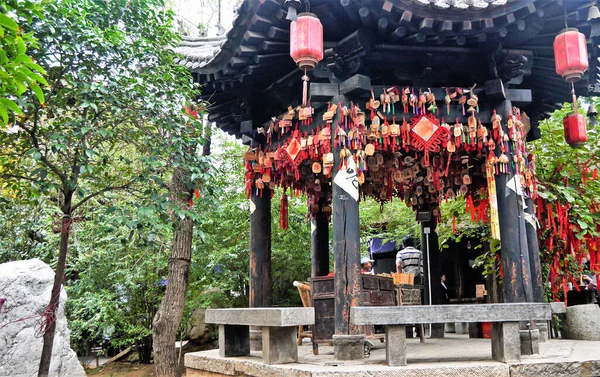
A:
[333,157,359,202]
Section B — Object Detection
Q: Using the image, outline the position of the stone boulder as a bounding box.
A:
[0,259,85,377]
[563,304,600,341]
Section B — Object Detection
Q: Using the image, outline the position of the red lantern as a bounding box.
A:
[563,113,587,148]
[290,13,323,71]
[554,28,589,82]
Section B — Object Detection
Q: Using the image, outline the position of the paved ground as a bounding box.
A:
[185,334,600,377]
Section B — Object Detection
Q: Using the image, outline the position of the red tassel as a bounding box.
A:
[452,216,457,235]
[465,195,476,221]
[280,190,289,230]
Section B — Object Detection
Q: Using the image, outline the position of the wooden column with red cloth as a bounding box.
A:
[494,100,535,305]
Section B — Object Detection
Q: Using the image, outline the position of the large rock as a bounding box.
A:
[563,304,600,340]
[187,308,208,340]
[0,259,85,377]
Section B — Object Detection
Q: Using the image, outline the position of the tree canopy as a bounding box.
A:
[0,0,46,126]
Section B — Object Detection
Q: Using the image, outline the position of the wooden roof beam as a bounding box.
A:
[378,18,389,37]
[359,7,373,28]
[340,74,371,96]
[236,45,259,57]
[399,11,413,29]
[244,31,266,45]
[419,18,434,33]
[340,0,361,26]
[250,14,272,32]
[257,0,280,17]
[230,56,249,68]
[261,40,288,53]
[389,26,407,41]
[268,26,289,41]
[460,21,473,35]
[382,1,395,16]
[253,53,289,65]
[437,20,453,35]
[405,32,427,44]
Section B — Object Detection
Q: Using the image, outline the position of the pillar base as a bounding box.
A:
[520,329,540,355]
[333,334,365,360]
[250,328,262,351]
[536,322,548,342]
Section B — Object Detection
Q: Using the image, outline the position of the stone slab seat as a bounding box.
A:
[205,307,314,365]
[350,303,552,367]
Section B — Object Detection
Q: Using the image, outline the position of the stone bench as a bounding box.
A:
[205,307,314,364]
[351,303,551,366]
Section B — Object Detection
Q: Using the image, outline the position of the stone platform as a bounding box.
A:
[185,333,600,377]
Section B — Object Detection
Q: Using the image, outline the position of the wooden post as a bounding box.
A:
[311,193,330,278]
[495,100,534,304]
[332,93,362,338]
[249,188,272,351]
[525,197,544,303]
[249,188,272,308]
[420,214,444,338]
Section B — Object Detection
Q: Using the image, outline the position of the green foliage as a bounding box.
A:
[0,0,47,126]
[531,98,600,240]
[437,196,501,277]
[359,198,420,254]
[530,97,600,300]
[0,0,207,361]
[1,0,205,214]
[186,134,311,318]
[0,195,56,263]
[66,199,170,360]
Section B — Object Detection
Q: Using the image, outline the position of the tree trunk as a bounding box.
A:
[152,167,194,377]
[38,191,73,377]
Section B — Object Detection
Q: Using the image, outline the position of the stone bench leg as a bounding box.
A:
[262,326,298,364]
[219,325,250,357]
[385,325,407,366]
[491,322,520,363]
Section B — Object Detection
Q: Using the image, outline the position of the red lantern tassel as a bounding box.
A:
[280,190,289,230]
[452,216,457,235]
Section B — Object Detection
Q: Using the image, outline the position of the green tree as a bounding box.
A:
[66,194,173,363]
[359,198,420,252]
[0,1,203,375]
[0,0,47,126]
[530,98,600,300]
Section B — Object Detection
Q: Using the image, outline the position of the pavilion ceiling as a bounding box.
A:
[175,0,600,141]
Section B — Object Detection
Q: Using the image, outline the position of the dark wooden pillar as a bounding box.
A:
[332,189,361,336]
[311,193,330,278]
[495,100,534,304]
[331,93,362,338]
[420,214,444,337]
[525,197,544,303]
[249,189,272,308]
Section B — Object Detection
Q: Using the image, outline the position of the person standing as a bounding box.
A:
[361,257,375,275]
[440,274,450,304]
[396,235,423,284]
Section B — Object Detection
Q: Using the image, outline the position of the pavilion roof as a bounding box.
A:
[175,0,600,140]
